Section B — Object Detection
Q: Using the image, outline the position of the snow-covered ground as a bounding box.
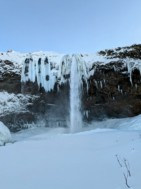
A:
[0,115,141,189]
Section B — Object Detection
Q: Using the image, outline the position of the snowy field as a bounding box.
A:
[0,116,141,189]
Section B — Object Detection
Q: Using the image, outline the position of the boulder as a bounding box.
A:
[0,121,11,145]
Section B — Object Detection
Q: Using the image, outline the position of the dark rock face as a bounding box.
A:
[23,64,141,123]
[0,60,21,93]
[19,44,141,124]
[1,44,141,131]
[0,60,37,130]
[0,73,21,93]
[99,44,141,59]
[83,61,141,120]
[25,83,70,127]
[81,44,141,120]
[0,112,36,132]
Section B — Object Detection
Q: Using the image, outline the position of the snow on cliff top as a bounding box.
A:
[0,50,112,67]
[1,49,141,91]
[0,48,139,68]
[0,50,64,65]
[1,45,141,64]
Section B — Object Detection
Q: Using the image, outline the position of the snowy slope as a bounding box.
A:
[0,92,38,116]
[0,51,26,74]
[0,115,141,189]
[0,50,28,64]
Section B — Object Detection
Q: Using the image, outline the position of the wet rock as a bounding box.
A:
[82,59,141,120]
[0,112,36,132]
[0,60,21,93]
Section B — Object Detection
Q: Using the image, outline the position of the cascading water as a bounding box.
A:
[70,55,82,133]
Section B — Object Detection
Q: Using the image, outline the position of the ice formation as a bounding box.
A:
[0,49,141,92]
[21,53,90,92]
[21,55,141,92]
[126,59,141,85]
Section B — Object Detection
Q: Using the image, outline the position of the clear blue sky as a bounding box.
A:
[0,0,141,53]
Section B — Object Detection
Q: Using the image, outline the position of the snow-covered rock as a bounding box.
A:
[0,92,38,131]
[0,121,11,145]
[0,92,37,116]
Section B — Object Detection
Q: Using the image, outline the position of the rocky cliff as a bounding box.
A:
[0,44,141,131]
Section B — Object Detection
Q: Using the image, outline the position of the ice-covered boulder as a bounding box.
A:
[0,121,11,145]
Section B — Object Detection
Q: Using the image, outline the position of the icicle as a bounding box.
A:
[100,81,103,88]
[95,80,98,88]
[126,61,135,86]
[113,65,116,71]
[21,52,100,93]
[85,110,89,118]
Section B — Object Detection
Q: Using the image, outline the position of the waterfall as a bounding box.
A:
[70,55,82,132]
